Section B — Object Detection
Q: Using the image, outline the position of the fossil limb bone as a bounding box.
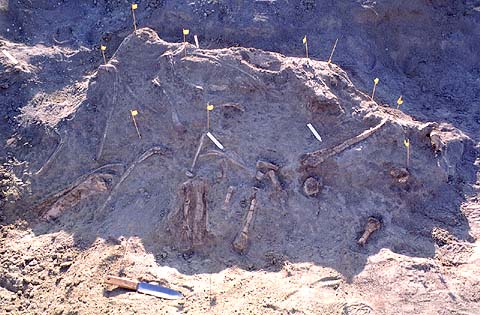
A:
[358,217,381,246]
[33,163,124,213]
[96,146,169,219]
[96,67,120,161]
[232,188,258,253]
[42,173,112,220]
[34,128,65,175]
[167,178,209,250]
[189,133,207,175]
[199,149,255,177]
[301,119,387,168]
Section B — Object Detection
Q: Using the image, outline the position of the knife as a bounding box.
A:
[105,275,183,300]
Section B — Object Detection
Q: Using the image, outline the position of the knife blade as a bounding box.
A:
[105,275,183,300]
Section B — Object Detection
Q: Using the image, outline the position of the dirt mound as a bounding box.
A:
[4,1,480,140]
[1,28,479,314]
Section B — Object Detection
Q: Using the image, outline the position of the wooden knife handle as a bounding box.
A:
[105,275,138,290]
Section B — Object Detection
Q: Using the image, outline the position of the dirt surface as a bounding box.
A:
[1,1,480,315]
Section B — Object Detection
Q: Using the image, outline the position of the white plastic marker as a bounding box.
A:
[206,132,224,151]
[2,50,18,65]
[194,35,199,48]
[307,123,322,142]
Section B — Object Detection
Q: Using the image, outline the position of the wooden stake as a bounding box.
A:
[207,104,214,130]
[100,45,107,65]
[371,77,379,101]
[404,138,410,170]
[303,35,308,59]
[183,29,190,56]
[327,38,338,64]
[397,95,404,109]
[130,110,141,139]
[131,3,138,32]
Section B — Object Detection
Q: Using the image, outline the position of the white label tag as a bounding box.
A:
[307,123,322,142]
[194,35,199,48]
[206,132,224,150]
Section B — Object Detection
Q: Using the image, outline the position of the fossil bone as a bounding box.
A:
[168,178,209,250]
[222,186,236,211]
[303,177,321,196]
[255,170,265,181]
[358,217,381,246]
[301,119,387,168]
[233,188,258,253]
[42,173,112,220]
[256,160,279,172]
[189,133,207,175]
[266,170,281,191]
[96,146,168,219]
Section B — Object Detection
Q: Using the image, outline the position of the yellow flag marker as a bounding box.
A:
[183,29,190,56]
[371,77,380,101]
[404,138,410,169]
[100,45,107,65]
[130,110,141,139]
[207,104,214,130]
[302,35,308,59]
[397,95,404,109]
[327,38,338,65]
[131,3,138,32]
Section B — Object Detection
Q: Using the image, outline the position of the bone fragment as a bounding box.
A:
[266,170,281,191]
[256,160,279,172]
[222,186,236,210]
[255,170,265,181]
